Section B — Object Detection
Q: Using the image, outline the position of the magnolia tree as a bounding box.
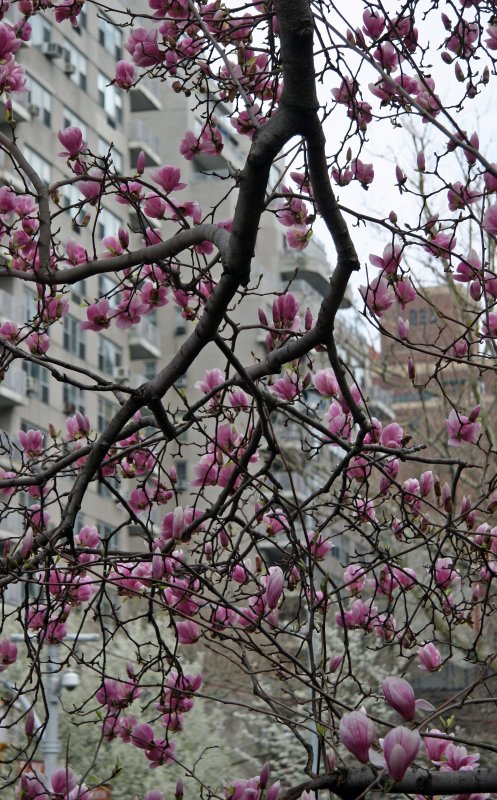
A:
[2,0,497,798]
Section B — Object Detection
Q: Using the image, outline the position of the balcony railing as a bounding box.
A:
[129,77,162,113]
[128,120,161,166]
[128,317,161,360]
[0,367,27,407]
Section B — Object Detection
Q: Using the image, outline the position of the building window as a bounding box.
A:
[71,279,87,304]
[24,146,51,186]
[26,76,52,127]
[97,208,122,241]
[63,314,86,359]
[97,137,123,174]
[63,183,87,231]
[98,73,123,127]
[62,384,85,415]
[418,308,427,325]
[98,15,123,60]
[98,337,122,375]
[74,510,85,530]
[63,107,87,139]
[408,308,417,326]
[24,289,38,322]
[20,420,49,439]
[144,360,157,381]
[174,306,187,335]
[23,362,49,404]
[97,397,116,433]
[98,274,120,307]
[96,519,119,547]
[74,2,87,30]
[29,15,51,46]
[63,42,87,91]
[176,460,188,492]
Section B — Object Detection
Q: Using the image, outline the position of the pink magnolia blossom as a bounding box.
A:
[446,21,478,57]
[0,23,20,61]
[380,422,404,449]
[18,429,44,458]
[351,158,374,187]
[383,727,421,780]
[26,332,50,355]
[417,642,442,671]
[360,277,395,317]
[115,59,135,89]
[441,743,480,771]
[263,566,285,610]
[394,279,416,307]
[195,368,225,399]
[481,312,497,338]
[343,564,366,593]
[77,172,103,204]
[80,298,112,331]
[96,678,141,710]
[0,54,26,95]
[424,729,453,763]
[445,408,481,446]
[424,231,457,258]
[152,165,186,193]
[433,557,460,588]
[54,0,85,25]
[369,243,402,276]
[0,639,17,671]
[339,710,375,763]
[382,676,416,721]
[161,506,203,542]
[0,320,19,341]
[313,369,339,397]
[363,9,385,38]
[66,411,90,440]
[285,225,312,250]
[176,620,201,644]
[125,28,163,66]
[58,126,85,159]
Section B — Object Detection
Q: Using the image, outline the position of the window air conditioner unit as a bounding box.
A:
[28,104,40,117]
[113,366,130,383]
[41,42,64,59]
[64,61,76,75]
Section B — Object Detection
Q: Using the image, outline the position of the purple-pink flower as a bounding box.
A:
[417,642,442,672]
[18,429,44,458]
[0,640,17,671]
[58,126,85,159]
[383,726,420,780]
[339,710,375,763]
[360,277,395,317]
[382,676,416,721]
[445,408,481,447]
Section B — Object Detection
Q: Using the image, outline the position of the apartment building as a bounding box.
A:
[0,4,348,569]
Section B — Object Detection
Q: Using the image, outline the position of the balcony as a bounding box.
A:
[0,289,25,325]
[367,384,395,419]
[130,76,162,113]
[0,367,27,408]
[128,317,161,360]
[128,120,161,167]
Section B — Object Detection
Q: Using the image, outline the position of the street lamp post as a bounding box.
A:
[11,632,99,781]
